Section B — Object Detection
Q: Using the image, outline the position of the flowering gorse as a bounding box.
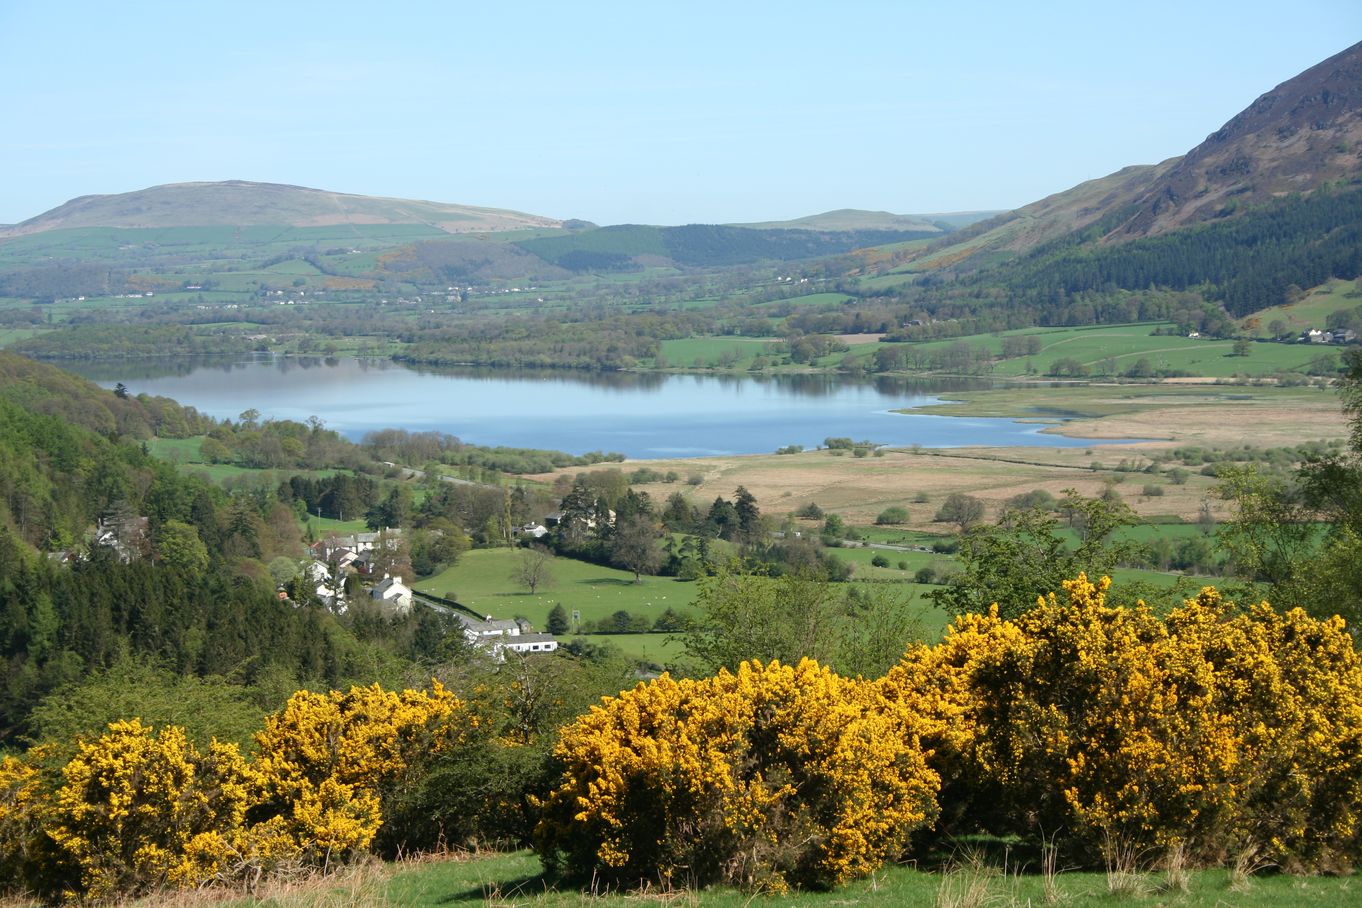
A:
[886,575,1362,869]
[535,658,940,891]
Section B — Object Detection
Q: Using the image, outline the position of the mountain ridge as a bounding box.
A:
[899,40,1362,275]
[1,180,563,237]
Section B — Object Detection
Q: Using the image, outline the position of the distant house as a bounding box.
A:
[92,514,149,563]
[311,529,403,563]
[454,613,558,658]
[501,632,559,654]
[517,523,549,539]
[370,574,413,614]
[306,560,340,607]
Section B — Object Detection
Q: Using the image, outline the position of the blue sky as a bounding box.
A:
[1,1,1358,225]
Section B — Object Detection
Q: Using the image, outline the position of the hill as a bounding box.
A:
[515,223,943,271]
[904,40,1362,274]
[1118,40,1362,238]
[1,180,562,236]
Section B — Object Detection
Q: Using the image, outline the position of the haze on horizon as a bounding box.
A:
[1,0,1358,227]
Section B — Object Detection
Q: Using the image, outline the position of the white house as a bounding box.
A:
[370,574,413,614]
[454,613,558,657]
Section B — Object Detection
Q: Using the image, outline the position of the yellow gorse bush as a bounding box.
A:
[535,658,940,891]
[249,681,464,867]
[886,574,1362,870]
[46,719,256,901]
[0,681,465,900]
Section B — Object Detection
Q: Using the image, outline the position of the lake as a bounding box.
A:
[73,356,1128,458]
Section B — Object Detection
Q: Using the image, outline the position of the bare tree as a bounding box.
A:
[513,544,555,594]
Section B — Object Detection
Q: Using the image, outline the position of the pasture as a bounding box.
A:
[414,547,700,632]
[1245,277,1362,334]
[824,322,1338,378]
[657,335,777,367]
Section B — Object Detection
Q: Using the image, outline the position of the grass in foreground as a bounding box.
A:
[357,850,1360,907]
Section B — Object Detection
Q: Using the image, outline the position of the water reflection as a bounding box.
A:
[64,355,1122,458]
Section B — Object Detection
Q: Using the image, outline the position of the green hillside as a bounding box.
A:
[3,180,561,235]
[517,223,941,271]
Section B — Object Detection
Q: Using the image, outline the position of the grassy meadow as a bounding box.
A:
[414,547,700,631]
[820,322,1339,378]
[263,849,1361,908]
[657,335,776,367]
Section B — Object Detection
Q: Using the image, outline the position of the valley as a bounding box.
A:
[2,32,1362,908]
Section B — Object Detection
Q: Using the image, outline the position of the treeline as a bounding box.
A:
[11,324,258,359]
[972,188,1362,317]
[0,264,129,301]
[396,315,664,370]
[361,428,624,475]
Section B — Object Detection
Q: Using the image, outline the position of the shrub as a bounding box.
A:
[47,720,256,900]
[250,683,462,867]
[876,506,910,525]
[535,659,940,891]
[886,576,1362,870]
[871,554,890,568]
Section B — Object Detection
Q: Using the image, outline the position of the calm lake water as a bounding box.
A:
[73,356,1122,458]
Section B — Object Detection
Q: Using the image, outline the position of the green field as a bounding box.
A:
[415,548,700,632]
[831,543,954,579]
[1246,277,1362,335]
[565,632,685,666]
[0,327,49,347]
[657,335,777,368]
[828,322,1338,378]
[365,849,1358,908]
[753,291,853,308]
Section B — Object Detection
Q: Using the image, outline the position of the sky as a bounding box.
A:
[2,1,1359,226]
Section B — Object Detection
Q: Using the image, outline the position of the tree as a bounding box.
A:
[198,436,232,464]
[610,515,662,583]
[1215,466,1316,587]
[682,563,920,677]
[733,486,761,543]
[934,493,985,531]
[1232,337,1253,357]
[546,603,570,635]
[1226,350,1362,627]
[512,545,555,594]
[366,485,413,531]
[929,490,1136,619]
[112,382,129,400]
[366,528,412,581]
[155,520,208,574]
